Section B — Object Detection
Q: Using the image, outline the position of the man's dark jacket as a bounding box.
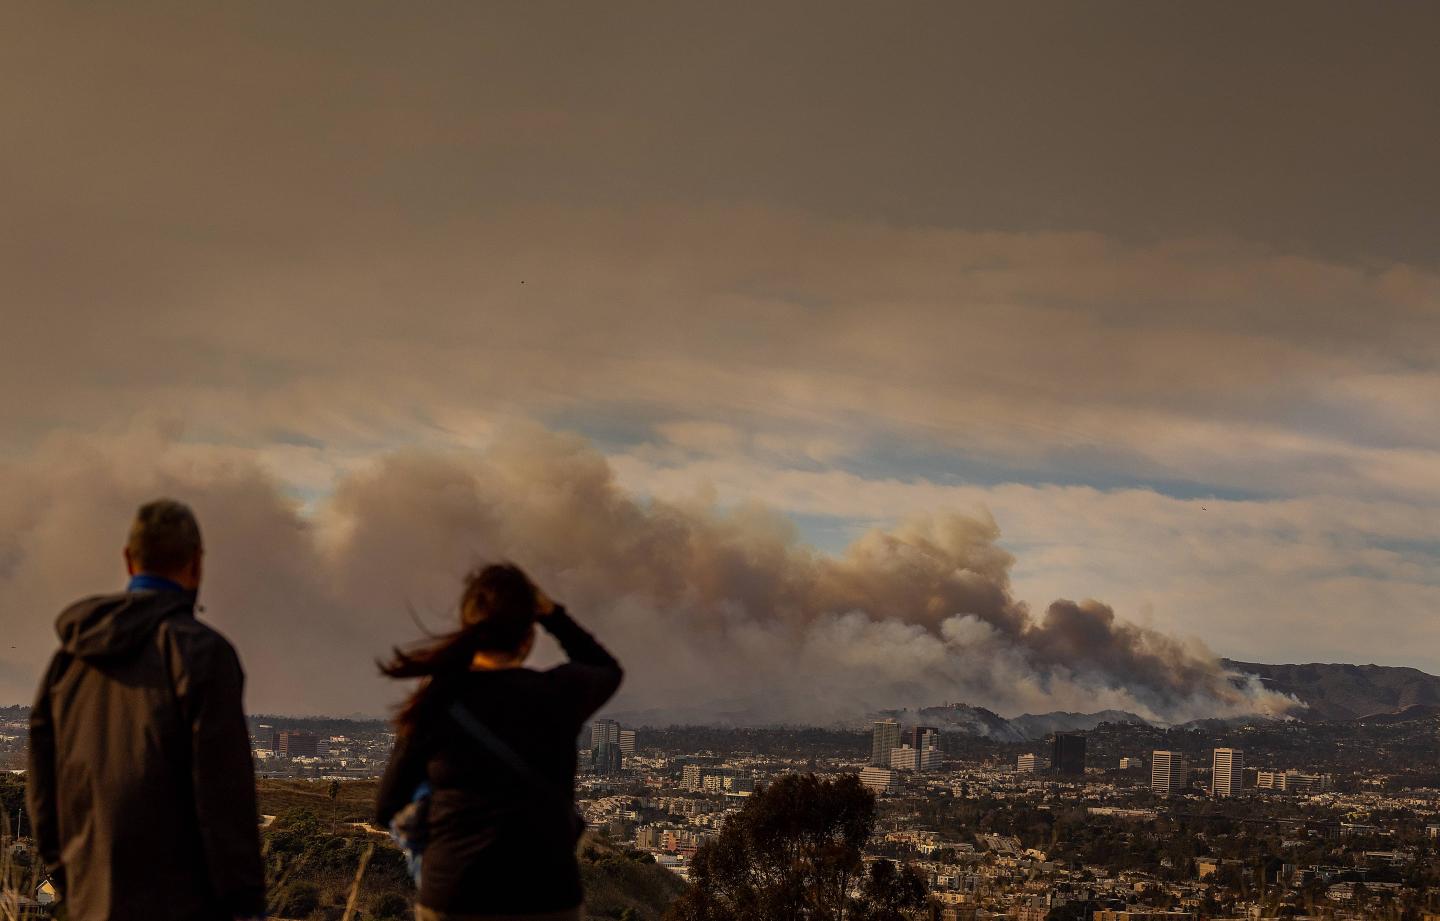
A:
[27,588,266,921]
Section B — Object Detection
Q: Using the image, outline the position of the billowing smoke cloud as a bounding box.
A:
[0,424,1292,724]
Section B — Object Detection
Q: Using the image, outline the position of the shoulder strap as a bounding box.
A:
[447,702,572,806]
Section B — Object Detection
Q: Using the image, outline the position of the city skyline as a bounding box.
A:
[12,695,1419,917]
[2,3,1438,720]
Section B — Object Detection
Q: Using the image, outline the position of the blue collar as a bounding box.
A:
[127,574,187,594]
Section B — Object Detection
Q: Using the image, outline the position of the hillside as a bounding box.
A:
[1225,659,1440,721]
[879,703,1147,742]
[578,834,689,921]
[254,779,683,920]
[885,661,1440,735]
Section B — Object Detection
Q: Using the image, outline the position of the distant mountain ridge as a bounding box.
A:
[1224,659,1440,721]
[10,662,1440,729]
[875,661,1440,739]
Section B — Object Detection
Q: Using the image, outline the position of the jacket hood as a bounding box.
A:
[56,590,197,661]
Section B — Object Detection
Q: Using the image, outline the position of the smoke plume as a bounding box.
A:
[0,425,1293,724]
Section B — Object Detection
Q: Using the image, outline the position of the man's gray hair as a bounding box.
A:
[127,499,203,574]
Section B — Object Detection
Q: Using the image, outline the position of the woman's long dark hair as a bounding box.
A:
[380,562,541,733]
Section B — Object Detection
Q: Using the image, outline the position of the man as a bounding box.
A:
[27,499,266,920]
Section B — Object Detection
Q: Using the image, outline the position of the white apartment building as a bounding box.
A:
[1151,750,1189,794]
[1257,769,1333,793]
[1212,748,1243,797]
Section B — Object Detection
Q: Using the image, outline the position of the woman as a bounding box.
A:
[376,563,623,921]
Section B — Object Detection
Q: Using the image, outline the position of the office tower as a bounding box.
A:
[1017,753,1039,773]
[592,718,623,774]
[255,724,278,752]
[619,729,636,756]
[1212,748,1243,797]
[592,718,621,747]
[1151,750,1189,794]
[278,730,321,758]
[1119,757,1139,770]
[911,726,940,750]
[871,719,901,767]
[1051,732,1086,776]
[890,744,943,772]
[594,742,623,775]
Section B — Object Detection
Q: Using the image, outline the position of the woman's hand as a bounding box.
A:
[534,586,557,618]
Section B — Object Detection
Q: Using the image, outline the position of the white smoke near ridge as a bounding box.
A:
[0,424,1295,724]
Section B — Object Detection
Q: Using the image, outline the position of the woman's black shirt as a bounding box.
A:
[375,608,622,914]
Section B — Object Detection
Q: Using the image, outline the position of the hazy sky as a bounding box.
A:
[2,3,1437,718]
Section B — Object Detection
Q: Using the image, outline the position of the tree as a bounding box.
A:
[665,773,875,921]
[854,859,929,921]
[1047,899,1101,921]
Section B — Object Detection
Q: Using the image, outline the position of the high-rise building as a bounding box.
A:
[254,724,278,753]
[890,744,943,772]
[619,729,636,755]
[1211,748,1243,797]
[592,718,623,774]
[1151,750,1189,794]
[592,719,621,747]
[1017,753,1039,773]
[1119,757,1140,771]
[1051,732,1086,776]
[871,719,901,767]
[910,726,940,750]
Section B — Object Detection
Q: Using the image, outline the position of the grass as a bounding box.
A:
[258,778,383,826]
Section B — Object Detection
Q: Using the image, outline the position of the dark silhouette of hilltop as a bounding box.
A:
[15,658,1440,733]
[872,703,1146,741]
[1224,659,1440,721]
